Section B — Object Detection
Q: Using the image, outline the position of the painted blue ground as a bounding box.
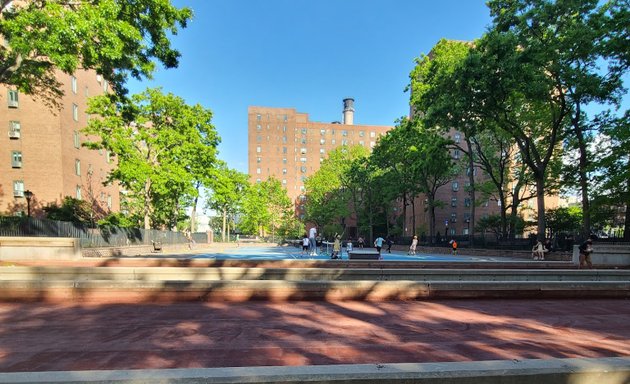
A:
[189,245,525,262]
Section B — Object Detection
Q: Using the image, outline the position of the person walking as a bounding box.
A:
[374,235,385,258]
[579,237,594,269]
[331,235,341,259]
[386,236,393,253]
[409,235,418,255]
[308,226,317,256]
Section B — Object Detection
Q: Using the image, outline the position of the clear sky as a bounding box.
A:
[127,0,494,173]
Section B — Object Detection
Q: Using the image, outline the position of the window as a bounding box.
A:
[256,157,262,163]
[256,124,261,131]
[11,151,22,168]
[107,195,112,209]
[320,139,325,145]
[76,186,82,199]
[256,178,261,183]
[283,114,288,122]
[256,114,261,121]
[370,131,376,138]
[370,141,375,148]
[13,180,24,197]
[450,213,457,223]
[331,139,336,145]
[450,228,456,236]
[342,130,348,136]
[301,128,307,134]
[359,131,364,137]
[74,159,81,176]
[9,121,20,139]
[103,80,109,92]
[320,129,326,136]
[87,163,93,175]
[300,166,307,173]
[359,140,364,146]
[301,138,306,144]
[256,146,262,153]
[454,133,461,143]
[256,168,261,174]
[452,181,459,191]
[71,76,77,94]
[282,158,287,164]
[341,139,348,146]
[466,167,477,176]
[282,168,287,174]
[72,104,78,121]
[300,148,307,154]
[85,85,89,97]
[73,131,80,148]
[464,198,471,207]
[282,179,286,184]
[96,74,102,83]
[8,90,18,108]
[453,149,460,159]
[300,157,307,162]
[320,148,325,154]
[451,197,457,207]
[282,147,287,154]
[463,228,469,235]
[106,151,112,163]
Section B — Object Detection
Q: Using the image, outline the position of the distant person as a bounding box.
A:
[308,226,317,256]
[236,233,240,247]
[409,235,418,255]
[532,240,547,261]
[301,234,309,256]
[544,238,553,253]
[357,236,365,248]
[331,235,341,259]
[374,235,385,257]
[449,239,458,255]
[579,237,594,269]
[346,239,353,254]
[386,236,393,253]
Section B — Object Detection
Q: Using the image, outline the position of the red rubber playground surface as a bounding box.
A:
[0,299,628,372]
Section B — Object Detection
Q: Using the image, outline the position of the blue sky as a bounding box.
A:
[127,0,493,173]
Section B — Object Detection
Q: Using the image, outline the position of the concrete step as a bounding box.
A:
[1,266,629,282]
[1,279,628,302]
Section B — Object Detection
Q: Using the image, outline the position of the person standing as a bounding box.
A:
[409,235,418,255]
[374,235,385,257]
[357,236,365,248]
[308,226,317,256]
[449,239,458,255]
[301,234,309,256]
[386,236,393,253]
[332,235,341,259]
[579,237,594,269]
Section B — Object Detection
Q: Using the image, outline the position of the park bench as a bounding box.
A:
[151,240,162,253]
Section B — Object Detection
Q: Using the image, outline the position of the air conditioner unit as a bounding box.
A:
[12,161,22,168]
[14,190,24,198]
[8,99,18,108]
[8,130,20,139]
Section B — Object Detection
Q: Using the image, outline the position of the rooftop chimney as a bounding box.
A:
[342,98,354,125]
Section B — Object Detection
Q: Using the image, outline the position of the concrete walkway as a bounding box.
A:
[0,299,628,372]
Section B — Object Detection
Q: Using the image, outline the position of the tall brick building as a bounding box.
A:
[248,99,391,213]
[0,69,120,217]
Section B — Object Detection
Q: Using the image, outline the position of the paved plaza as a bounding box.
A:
[1,298,628,372]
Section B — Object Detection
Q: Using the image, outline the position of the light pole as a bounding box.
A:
[24,190,33,217]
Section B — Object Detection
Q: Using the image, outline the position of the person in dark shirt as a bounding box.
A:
[578,238,594,269]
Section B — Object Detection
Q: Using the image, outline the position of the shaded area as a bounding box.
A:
[0,299,628,372]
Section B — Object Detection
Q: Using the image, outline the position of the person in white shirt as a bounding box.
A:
[308,226,317,255]
[301,235,310,256]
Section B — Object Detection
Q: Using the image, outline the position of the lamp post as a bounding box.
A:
[24,190,33,217]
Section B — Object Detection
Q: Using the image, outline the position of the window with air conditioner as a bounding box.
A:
[13,180,24,197]
[11,151,22,168]
[8,90,18,108]
[9,121,20,139]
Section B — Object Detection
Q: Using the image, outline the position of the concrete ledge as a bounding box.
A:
[0,237,80,260]
[2,266,629,282]
[1,279,628,302]
[0,357,628,383]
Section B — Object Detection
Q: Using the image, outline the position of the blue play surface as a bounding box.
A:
[189,245,518,262]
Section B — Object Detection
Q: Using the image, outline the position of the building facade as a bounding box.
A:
[0,69,120,217]
[248,99,391,210]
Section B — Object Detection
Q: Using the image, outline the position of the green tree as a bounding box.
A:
[240,178,292,241]
[0,0,191,106]
[83,87,220,229]
[488,0,629,239]
[43,197,94,226]
[545,207,583,239]
[206,164,249,242]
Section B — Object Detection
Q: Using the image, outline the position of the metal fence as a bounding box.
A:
[0,216,207,248]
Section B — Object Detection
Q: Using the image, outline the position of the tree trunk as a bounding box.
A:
[143,179,152,229]
[411,197,416,236]
[535,176,546,241]
[466,137,476,246]
[572,104,591,238]
[624,178,630,241]
[222,206,227,242]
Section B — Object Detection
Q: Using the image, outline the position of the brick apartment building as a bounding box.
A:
[248,99,391,209]
[247,99,509,239]
[0,69,120,217]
